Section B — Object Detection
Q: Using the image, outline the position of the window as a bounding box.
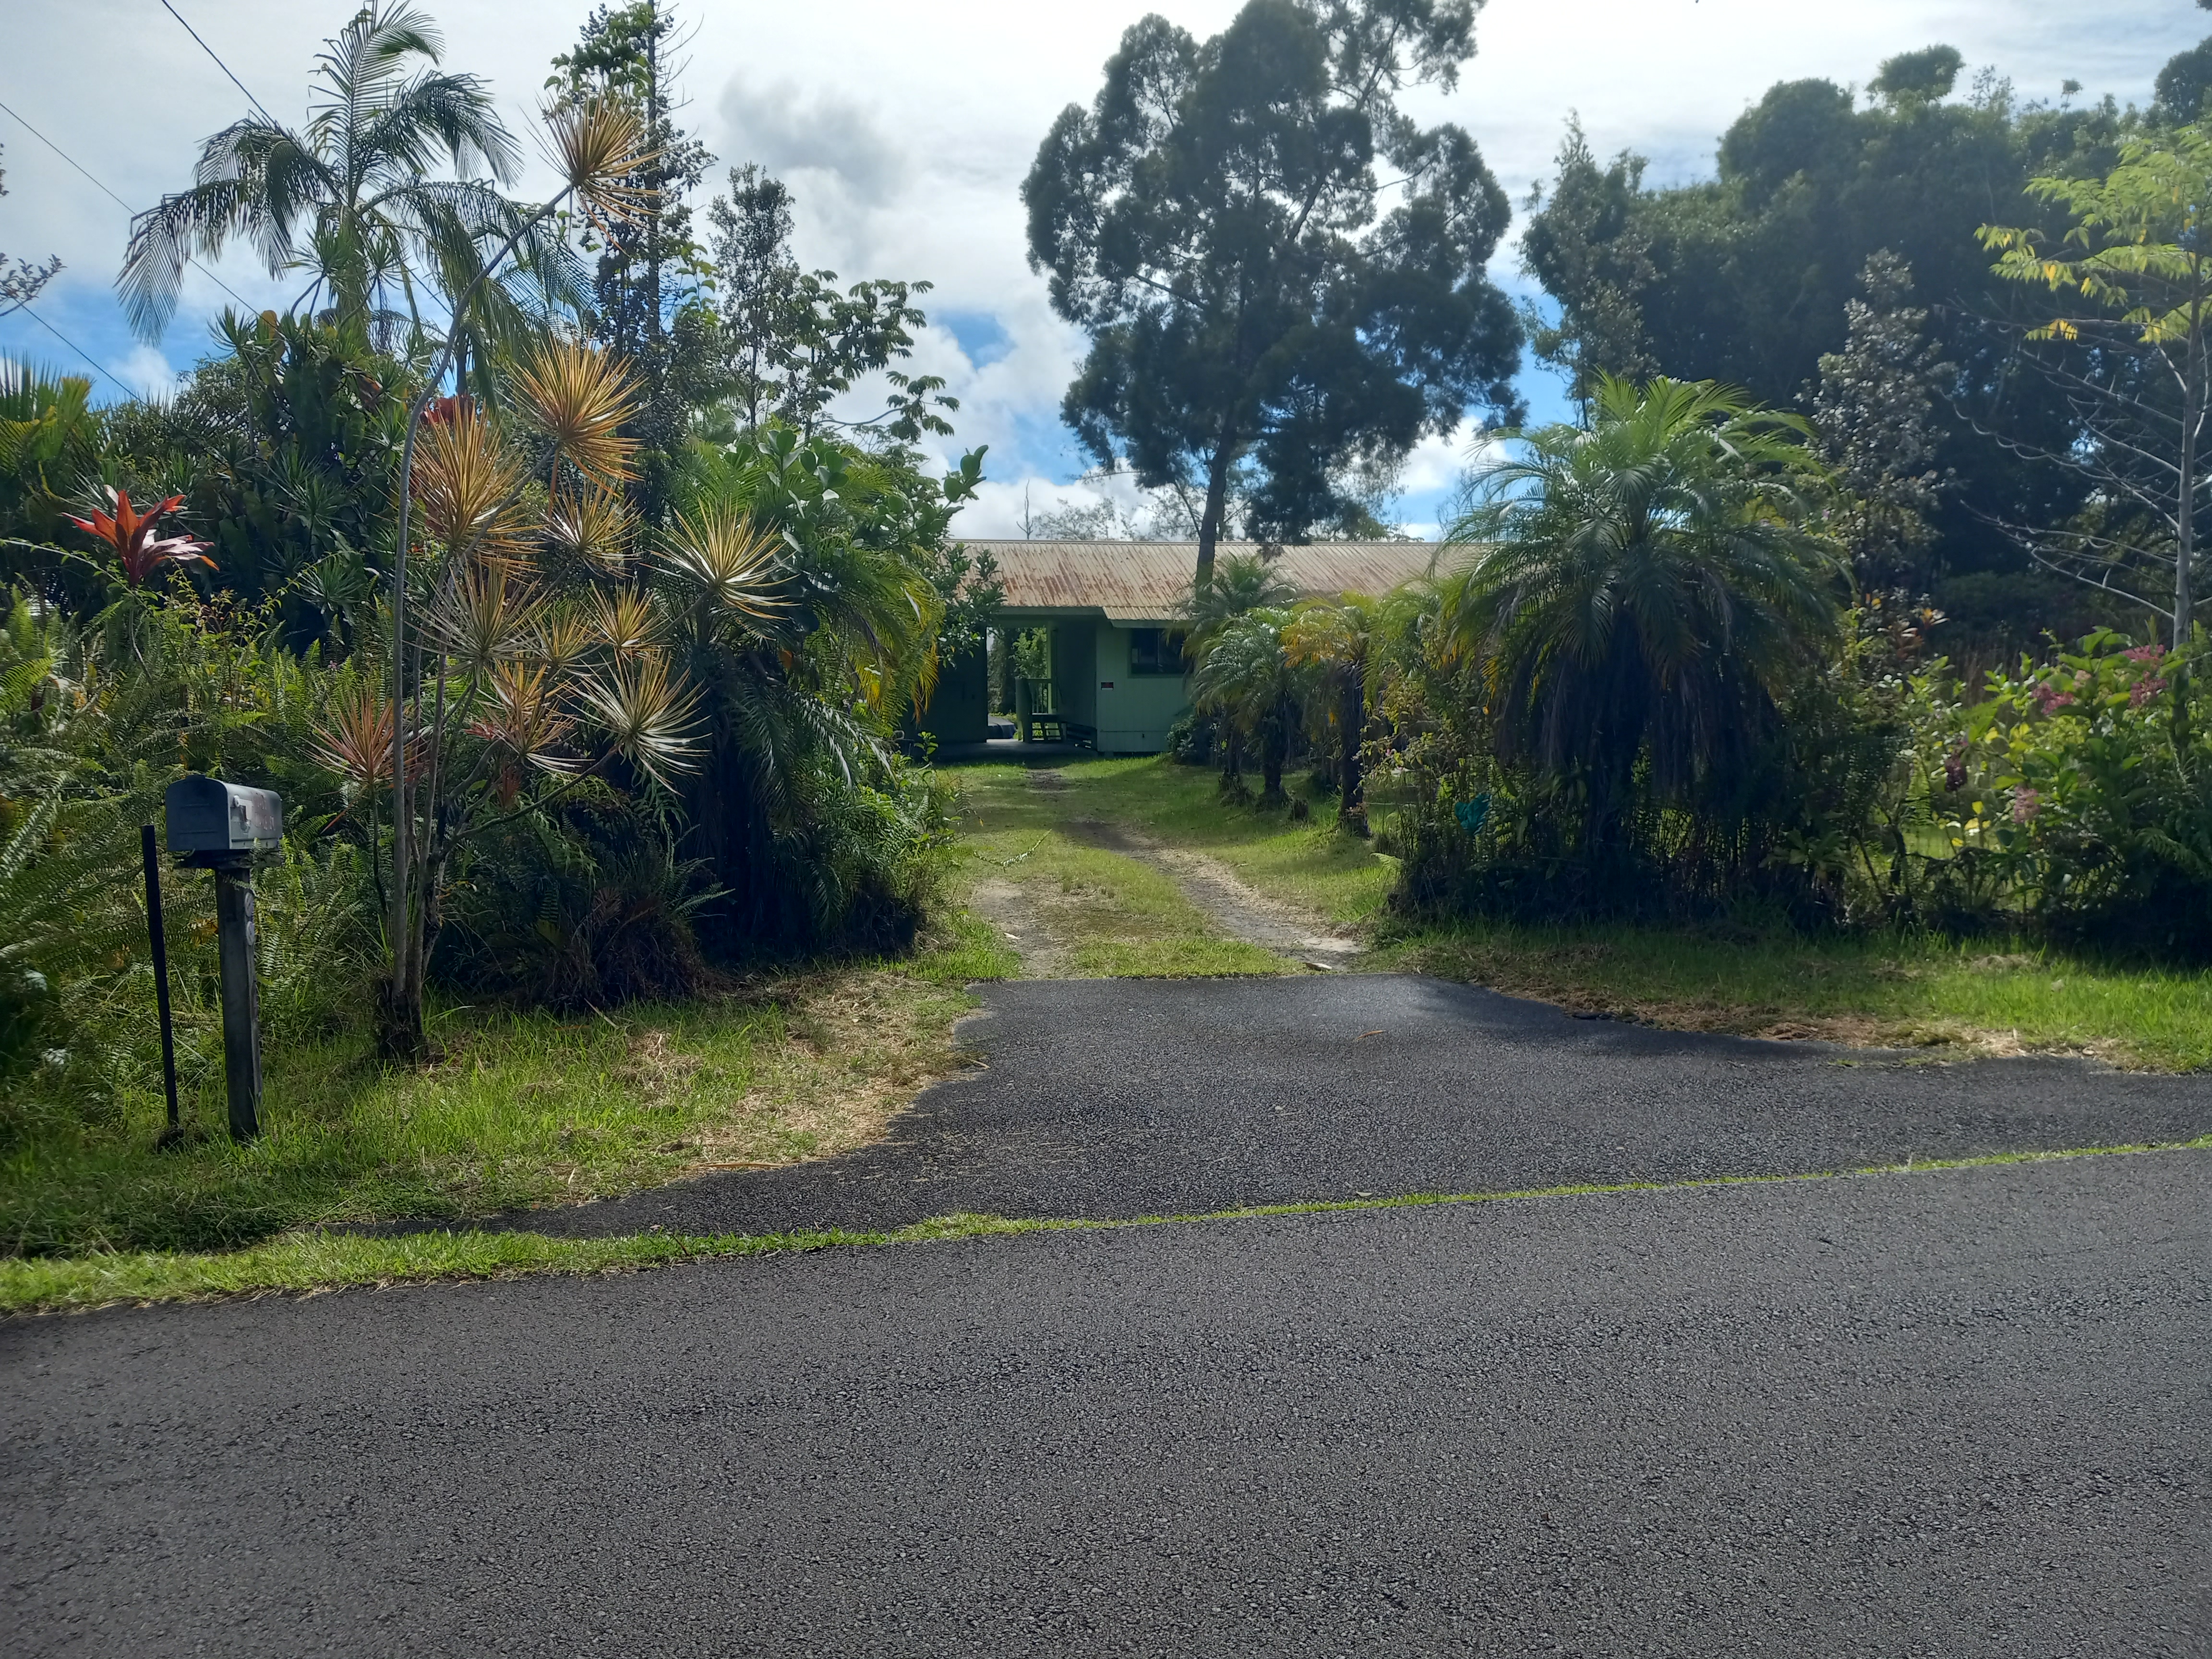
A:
[1128,628,1187,675]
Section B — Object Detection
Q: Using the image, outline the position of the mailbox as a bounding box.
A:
[165,776,283,861]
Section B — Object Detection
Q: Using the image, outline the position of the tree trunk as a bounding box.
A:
[1195,431,1235,592]
[645,19,664,354]
[2178,324,2197,643]
[1338,665,1366,831]
[1259,706,1289,805]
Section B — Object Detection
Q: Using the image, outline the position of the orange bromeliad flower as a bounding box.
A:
[67,489,216,587]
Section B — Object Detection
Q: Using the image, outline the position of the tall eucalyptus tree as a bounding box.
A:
[1024,0,1522,589]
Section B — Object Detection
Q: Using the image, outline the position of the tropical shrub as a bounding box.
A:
[1386,377,1851,921]
[0,592,374,1141]
[1935,631,2212,954]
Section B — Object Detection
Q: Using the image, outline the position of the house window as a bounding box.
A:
[1128,628,1187,675]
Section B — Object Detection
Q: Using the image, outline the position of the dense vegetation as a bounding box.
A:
[5,0,2212,1262]
[1,2,985,1158]
[1173,43,2212,965]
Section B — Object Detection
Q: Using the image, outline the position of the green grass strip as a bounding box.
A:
[7,1136,2208,1316]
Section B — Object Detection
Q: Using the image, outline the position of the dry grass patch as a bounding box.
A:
[2,958,990,1257]
[686,970,983,1168]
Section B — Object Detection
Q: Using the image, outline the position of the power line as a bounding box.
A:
[4,300,137,398]
[0,96,257,311]
[160,0,279,127]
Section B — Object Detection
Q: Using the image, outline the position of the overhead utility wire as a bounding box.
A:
[159,0,279,127]
[6,301,137,397]
[0,96,256,310]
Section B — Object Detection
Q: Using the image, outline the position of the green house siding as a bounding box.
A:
[1034,619,1187,754]
[914,643,989,745]
[977,539,1437,756]
[1091,624,1189,753]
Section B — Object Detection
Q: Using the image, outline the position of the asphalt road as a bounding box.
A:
[7,1155,2209,1656]
[494,975,2212,1239]
[7,976,2212,1656]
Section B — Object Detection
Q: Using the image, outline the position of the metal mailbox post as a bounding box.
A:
[163,777,283,1142]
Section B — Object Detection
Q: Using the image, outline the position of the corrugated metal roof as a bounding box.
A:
[967,540,1446,625]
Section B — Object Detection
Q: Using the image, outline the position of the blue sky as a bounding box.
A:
[1,0,2200,538]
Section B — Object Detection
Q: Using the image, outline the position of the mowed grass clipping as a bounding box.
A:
[1,963,985,1259]
[9,1140,2205,1315]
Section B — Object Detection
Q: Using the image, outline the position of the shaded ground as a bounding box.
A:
[464,975,2212,1241]
[7,1154,2207,1657]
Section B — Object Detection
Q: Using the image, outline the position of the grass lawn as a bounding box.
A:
[977,753,1399,928]
[1388,926,2212,1070]
[0,923,1006,1260]
[952,752,2212,1071]
[954,760,1296,976]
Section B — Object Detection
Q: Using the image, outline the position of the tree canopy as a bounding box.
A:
[1023,0,1522,587]
[118,2,573,356]
[1518,49,2136,650]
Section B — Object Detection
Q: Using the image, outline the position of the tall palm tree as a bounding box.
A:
[1440,376,1842,854]
[118,2,570,359]
[1282,593,1379,827]
[1179,552,1296,655]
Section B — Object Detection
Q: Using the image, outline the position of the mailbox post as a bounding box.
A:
[164,777,282,1142]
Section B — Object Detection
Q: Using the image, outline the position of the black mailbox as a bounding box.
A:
[165,776,283,860]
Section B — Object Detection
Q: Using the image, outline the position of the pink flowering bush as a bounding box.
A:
[1934,629,2212,952]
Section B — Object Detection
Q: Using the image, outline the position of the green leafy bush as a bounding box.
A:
[1938,631,2212,955]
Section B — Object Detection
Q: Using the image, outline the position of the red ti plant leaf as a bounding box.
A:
[66,488,217,587]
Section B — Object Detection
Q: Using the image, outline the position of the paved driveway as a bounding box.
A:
[6,977,2210,1657]
[498,975,2212,1238]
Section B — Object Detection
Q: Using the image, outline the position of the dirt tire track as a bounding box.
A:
[1061,815,1362,966]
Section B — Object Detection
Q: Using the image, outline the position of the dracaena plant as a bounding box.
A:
[322,337,740,1018]
[370,85,658,1056]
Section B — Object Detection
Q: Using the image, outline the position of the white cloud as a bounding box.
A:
[719,78,911,210]
[108,343,181,401]
[0,0,2201,530]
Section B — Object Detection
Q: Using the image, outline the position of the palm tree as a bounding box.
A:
[1192,607,1303,805]
[663,431,947,950]
[118,3,570,361]
[1440,376,1841,860]
[1282,593,1382,828]
[1180,552,1297,654]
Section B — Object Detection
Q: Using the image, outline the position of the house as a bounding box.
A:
[919,540,1443,754]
